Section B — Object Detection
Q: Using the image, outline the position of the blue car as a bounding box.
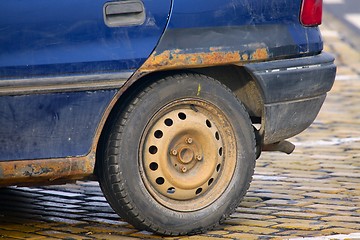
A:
[0,0,336,235]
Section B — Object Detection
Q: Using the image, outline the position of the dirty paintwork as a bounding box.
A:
[0,90,117,161]
[0,0,337,235]
[139,48,269,72]
[0,0,333,188]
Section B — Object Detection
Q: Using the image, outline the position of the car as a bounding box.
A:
[0,0,336,236]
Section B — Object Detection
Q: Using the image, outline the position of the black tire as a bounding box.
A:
[98,73,256,235]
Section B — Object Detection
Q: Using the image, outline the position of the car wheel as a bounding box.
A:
[98,73,256,235]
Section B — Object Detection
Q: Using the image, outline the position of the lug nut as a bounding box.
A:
[185,137,193,144]
[196,155,202,161]
[181,166,187,173]
[170,149,178,156]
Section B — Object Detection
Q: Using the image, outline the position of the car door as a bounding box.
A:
[0,0,172,161]
[0,0,171,77]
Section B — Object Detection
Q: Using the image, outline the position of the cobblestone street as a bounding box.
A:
[1,13,359,240]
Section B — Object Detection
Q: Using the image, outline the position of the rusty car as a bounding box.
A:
[0,0,336,235]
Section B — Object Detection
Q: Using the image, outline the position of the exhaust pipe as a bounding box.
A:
[262,140,295,154]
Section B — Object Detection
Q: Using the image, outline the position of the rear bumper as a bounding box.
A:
[244,52,336,144]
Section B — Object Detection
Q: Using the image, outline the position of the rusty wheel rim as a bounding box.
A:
[140,99,237,212]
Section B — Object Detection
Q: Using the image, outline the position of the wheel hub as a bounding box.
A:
[170,136,203,172]
[178,146,194,164]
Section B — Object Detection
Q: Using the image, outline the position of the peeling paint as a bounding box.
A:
[23,165,53,177]
[139,47,269,72]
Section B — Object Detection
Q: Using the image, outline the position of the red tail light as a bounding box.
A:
[300,0,323,26]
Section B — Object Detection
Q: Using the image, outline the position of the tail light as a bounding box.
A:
[300,0,323,26]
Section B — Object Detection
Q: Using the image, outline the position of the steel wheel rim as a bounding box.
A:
[140,99,237,212]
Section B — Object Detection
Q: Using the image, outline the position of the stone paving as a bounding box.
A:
[1,15,360,240]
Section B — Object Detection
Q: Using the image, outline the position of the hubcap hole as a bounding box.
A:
[164,118,173,126]
[208,178,214,186]
[149,162,158,171]
[215,131,220,140]
[167,187,176,194]
[154,130,163,139]
[216,163,221,172]
[156,177,165,185]
[206,119,212,128]
[196,188,202,195]
[149,146,158,154]
[219,147,223,156]
[178,112,186,120]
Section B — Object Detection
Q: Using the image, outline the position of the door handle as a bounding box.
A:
[104,1,146,27]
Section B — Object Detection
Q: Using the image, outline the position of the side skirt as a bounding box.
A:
[0,155,95,187]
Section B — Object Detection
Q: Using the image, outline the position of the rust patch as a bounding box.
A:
[242,53,249,61]
[140,50,241,71]
[139,47,269,72]
[0,155,95,187]
[251,48,268,60]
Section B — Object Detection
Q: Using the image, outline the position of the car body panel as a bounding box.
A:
[0,0,336,186]
[137,0,323,73]
[245,52,336,144]
[0,90,117,161]
[0,0,172,78]
[0,0,172,161]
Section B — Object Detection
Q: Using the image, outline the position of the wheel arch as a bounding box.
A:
[192,65,264,122]
[94,65,264,175]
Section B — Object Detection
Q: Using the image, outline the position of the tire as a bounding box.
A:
[98,73,256,235]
